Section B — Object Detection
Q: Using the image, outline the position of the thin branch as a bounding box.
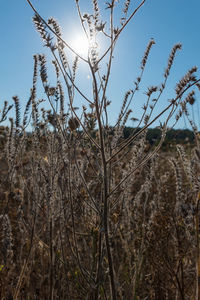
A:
[98,0,146,64]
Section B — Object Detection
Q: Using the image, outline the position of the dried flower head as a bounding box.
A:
[68,117,79,131]
[164,43,182,78]
[141,39,155,70]
[175,66,197,95]
[185,90,195,105]
[48,17,62,37]
[12,96,20,128]
[38,54,48,83]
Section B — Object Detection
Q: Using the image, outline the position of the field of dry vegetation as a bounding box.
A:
[1,0,200,299]
[0,123,200,300]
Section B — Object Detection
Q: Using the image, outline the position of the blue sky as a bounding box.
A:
[1,0,200,129]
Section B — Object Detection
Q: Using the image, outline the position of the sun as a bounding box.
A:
[71,34,90,57]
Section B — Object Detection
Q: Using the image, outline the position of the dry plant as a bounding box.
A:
[0,0,200,299]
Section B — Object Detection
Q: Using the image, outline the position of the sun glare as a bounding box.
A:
[71,34,90,57]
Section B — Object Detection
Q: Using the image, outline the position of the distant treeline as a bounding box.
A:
[123,127,195,148]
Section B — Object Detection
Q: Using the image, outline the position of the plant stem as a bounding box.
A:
[196,193,200,300]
